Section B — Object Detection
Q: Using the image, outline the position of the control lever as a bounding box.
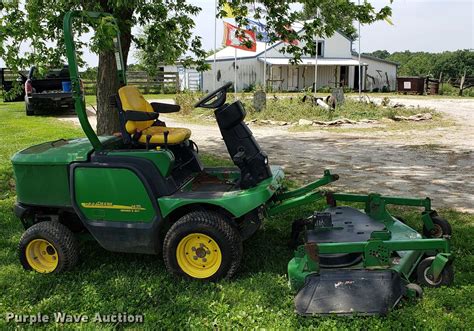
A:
[232,150,245,166]
[146,134,152,150]
[163,130,169,150]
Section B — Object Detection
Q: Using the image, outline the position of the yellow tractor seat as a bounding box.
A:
[117,85,191,145]
[139,126,191,145]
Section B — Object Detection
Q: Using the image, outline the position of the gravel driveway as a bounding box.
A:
[60,97,474,212]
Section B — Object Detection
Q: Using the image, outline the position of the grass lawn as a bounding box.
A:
[0,100,473,329]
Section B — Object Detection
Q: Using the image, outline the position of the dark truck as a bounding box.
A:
[24,66,77,116]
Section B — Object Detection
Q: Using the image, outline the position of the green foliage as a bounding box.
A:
[0,1,208,79]
[0,100,473,329]
[174,90,204,115]
[368,50,391,59]
[440,83,474,97]
[366,49,474,80]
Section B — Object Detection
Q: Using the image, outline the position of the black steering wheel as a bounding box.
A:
[194,82,233,109]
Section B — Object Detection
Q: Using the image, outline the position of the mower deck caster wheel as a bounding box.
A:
[423,216,451,238]
[417,256,454,287]
[18,221,79,273]
[406,283,423,298]
[163,210,242,281]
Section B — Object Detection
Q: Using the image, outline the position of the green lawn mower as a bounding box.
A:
[11,11,454,316]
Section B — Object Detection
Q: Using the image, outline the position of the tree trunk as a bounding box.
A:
[96,51,121,135]
[95,3,133,135]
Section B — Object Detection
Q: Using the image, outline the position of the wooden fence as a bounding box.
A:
[82,71,179,95]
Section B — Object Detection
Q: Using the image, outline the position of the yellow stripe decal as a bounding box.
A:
[81,202,146,212]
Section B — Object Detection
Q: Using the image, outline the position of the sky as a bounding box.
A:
[0,0,473,68]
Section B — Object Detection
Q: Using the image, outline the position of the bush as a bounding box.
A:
[174,90,204,115]
[439,83,474,97]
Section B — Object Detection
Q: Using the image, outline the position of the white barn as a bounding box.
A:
[202,29,397,92]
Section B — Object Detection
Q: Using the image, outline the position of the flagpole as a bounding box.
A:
[314,10,319,98]
[234,47,237,98]
[263,42,267,92]
[358,0,362,100]
[213,0,217,90]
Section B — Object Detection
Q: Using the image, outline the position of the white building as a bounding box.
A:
[202,29,398,92]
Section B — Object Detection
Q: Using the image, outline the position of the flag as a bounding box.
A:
[282,26,299,45]
[223,22,257,52]
[222,2,235,18]
[246,19,270,43]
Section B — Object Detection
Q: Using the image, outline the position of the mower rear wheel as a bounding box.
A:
[163,210,242,281]
[18,222,79,273]
[417,256,454,287]
[423,216,452,238]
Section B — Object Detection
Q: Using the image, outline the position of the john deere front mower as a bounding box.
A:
[11,11,454,315]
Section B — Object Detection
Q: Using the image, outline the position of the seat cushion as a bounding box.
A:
[139,126,191,145]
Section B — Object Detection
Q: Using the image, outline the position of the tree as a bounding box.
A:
[0,0,392,135]
[365,50,390,60]
[300,3,357,40]
[366,49,474,80]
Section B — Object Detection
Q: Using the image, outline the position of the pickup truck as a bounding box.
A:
[24,66,77,116]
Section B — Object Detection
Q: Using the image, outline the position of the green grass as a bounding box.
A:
[1,101,473,329]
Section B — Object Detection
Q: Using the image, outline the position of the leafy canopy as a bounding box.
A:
[365,49,474,79]
[1,0,392,75]
[0,0,207,74]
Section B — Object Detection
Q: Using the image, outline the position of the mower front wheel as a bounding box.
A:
[417,256,454,287]
[423,216,452,238]
[163,210,242,281]
[18,221,79,273]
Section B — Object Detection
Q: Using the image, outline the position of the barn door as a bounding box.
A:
[271,66,282,91]
[288,66,299,91]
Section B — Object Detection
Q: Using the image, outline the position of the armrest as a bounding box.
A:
[150,102,181,113]
[124,110,159,121]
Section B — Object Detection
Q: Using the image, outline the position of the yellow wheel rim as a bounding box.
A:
[25,239,59,273]
[176,233,222,279]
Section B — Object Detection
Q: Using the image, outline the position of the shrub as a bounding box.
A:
[439,83,474,97]
[174,90,204,115]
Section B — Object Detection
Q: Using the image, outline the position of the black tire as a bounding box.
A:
[25,104,34,116]
[423,216,452,238]
[406,283,423,298]
[416,256,454,287]
[163,210,242,281]
[18,222,79,273]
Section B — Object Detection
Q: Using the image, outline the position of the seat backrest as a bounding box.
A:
[118,86,154,133]
[214,101,272,189]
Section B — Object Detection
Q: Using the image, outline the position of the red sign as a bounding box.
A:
[223,22,257,52]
